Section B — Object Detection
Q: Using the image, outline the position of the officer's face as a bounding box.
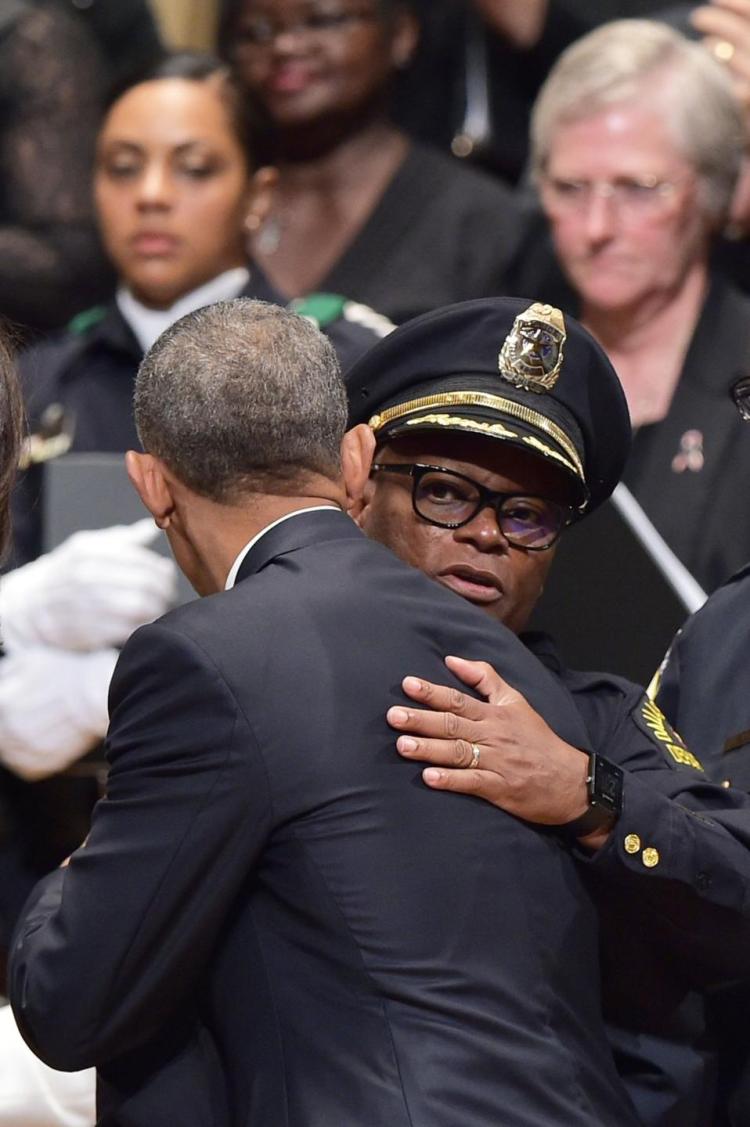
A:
[228,0,418,129]
[539,99,710,317]
[357,432,571,634]
[94,77,269,309]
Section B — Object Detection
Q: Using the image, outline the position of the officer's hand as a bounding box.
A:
[0,647,117,780]
[387,654,595,831]
[0,519,176,652]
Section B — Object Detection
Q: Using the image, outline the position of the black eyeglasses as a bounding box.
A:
[370,463,572,550]
[732,377,750,422]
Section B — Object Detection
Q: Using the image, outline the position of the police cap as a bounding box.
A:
[346,297,631,512]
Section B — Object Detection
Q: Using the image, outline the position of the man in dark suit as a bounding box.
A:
[7,298,641,1125]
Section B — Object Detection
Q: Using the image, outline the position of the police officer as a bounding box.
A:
[651,376,750,1127]
[655,375,750,787]
[346,296,750,1127]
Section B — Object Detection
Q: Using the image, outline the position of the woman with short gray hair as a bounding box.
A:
[532,19,744,224]
[530,18,750,594]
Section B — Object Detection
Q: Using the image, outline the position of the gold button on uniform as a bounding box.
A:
[624,834,641,855]
[642,847,660,868]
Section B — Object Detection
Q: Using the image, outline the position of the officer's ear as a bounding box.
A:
[341,424,375,519]
[125,450,176,530]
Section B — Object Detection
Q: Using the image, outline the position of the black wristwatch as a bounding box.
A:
[560,753,623,838]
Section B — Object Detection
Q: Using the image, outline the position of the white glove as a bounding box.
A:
[0,647,117,781]
[0,1004,95,1127]
[0,519,176,653]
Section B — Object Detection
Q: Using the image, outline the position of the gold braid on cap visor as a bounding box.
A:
[368,391,585,489]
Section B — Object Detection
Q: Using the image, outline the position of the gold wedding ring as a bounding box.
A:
[469,744,481,769]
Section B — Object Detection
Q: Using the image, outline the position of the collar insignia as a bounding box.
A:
[498,303,566,393]
[18,404,75,470]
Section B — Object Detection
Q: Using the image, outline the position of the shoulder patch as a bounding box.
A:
[67,305,108,336]
[289,293,347,329]
[636,696,704,771]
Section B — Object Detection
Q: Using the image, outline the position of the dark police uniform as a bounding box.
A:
[657,564,750,788]
[346,296,750,1127]
[10,271,389,568]
[655,564,750,1126]
[529,631,740,1127]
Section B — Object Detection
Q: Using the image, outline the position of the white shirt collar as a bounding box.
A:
[116,267,251,353]
[224,506,340,590]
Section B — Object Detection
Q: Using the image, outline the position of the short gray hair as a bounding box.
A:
[134,298,348,502]
[531,19,745,224]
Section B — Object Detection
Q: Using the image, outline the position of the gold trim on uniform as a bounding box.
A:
[18,402,75,470]
[498,302,566,393]
[521,435,578,476]
[18,431,73,470]
[367,390,585,487]
[404,413,518,441]
[640,698,704,771]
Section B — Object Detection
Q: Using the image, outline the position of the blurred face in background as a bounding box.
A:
[94,76,273,309]
[539,98,712,317]
[227,0,418,127]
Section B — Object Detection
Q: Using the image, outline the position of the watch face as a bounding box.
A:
[593,757,623,813]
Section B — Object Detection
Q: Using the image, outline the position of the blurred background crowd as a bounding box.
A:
[3,1,750,1124]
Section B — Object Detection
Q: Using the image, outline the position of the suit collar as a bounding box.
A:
[235,507,361,584]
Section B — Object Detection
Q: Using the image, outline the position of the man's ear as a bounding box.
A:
[341,424,376,518]
[125,450,175,529]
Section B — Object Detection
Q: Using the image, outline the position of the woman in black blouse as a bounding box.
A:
[219,0,530,323]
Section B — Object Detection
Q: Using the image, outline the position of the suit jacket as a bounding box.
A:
[9,510,639,1127]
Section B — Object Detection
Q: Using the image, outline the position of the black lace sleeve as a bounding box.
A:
[0,3,114,335]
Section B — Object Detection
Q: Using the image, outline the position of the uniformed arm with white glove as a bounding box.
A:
[0,519,177,780]
[0,647,117,781]
[0,518,176,653]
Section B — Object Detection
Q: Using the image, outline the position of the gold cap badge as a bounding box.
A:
[498,303,566,393]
